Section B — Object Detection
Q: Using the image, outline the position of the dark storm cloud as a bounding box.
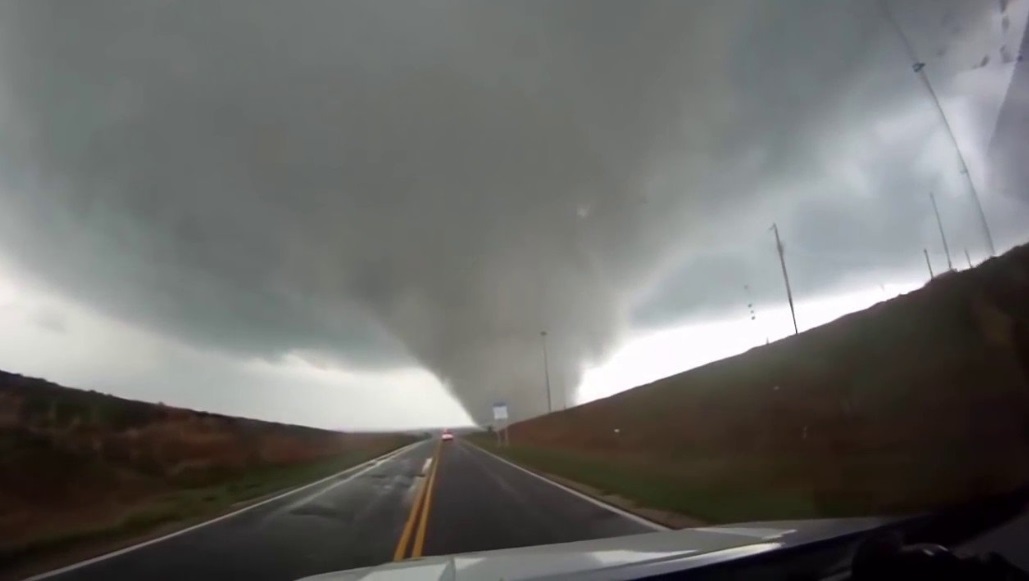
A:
[633,184,970,329]
[0,0,1025,420]
[636,102,986,325]
[632,0,1029,330]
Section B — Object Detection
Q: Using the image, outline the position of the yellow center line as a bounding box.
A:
[392,440,441,561]
[410,440,442,559]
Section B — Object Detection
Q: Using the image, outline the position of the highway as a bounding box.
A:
[27,438,658,581]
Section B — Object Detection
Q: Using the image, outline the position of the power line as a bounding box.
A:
[878,0,996,256]
[786,248,892,268]
[743,284,757,321]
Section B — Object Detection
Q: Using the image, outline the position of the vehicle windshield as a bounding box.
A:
[1,1,1028,579]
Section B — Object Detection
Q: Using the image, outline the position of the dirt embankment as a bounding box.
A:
[502,243,1029,523]
[0,373,413,571]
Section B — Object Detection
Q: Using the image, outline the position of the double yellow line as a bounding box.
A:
[393,440,442,560]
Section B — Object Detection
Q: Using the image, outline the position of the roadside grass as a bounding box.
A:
[0,444,406,572]
[469,435,1025,527]
[471,245,1029,529]
[471,437,820,524]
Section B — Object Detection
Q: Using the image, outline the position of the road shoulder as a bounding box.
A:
[465,440,690,530]
[11,441,422,581]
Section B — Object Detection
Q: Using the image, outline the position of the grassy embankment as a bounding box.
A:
[473,243,1029,525]
[470,438,814,524]
[0,442,404,570]
[0,374,415,573]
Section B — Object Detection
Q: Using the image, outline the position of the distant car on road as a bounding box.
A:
[441,429,454,441]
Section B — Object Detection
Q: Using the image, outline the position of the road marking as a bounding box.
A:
[466,440,668,532]
[393,439,442,560]
[392,454,431,561]
[411,441,442,558]
[269,443,422,518]
[23,441,423,581]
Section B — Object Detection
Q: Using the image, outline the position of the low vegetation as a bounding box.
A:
[478,243,1029,525]
[0,373,413,573]
[472,440,819,524]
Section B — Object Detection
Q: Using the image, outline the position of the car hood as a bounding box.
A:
[296,517,891,581]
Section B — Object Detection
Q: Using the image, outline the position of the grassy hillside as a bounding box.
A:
[485,243,1029,524]
[0,372,414,572]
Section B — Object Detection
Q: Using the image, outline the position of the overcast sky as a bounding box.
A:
[0,0,1026,429]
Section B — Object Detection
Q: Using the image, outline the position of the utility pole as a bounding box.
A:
[924,248,935,279]
[771,223,799,335]
[929,192,953,271]
[878,0,996,256]
[964,248,973,269]
[541,331,553,413]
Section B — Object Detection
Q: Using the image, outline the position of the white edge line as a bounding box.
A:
[465,440,668,532]
[22,440,426,581]
[267,442,417,517]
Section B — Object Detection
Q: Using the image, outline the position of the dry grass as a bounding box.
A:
[0,375,414,572]
[495,243,1029,524]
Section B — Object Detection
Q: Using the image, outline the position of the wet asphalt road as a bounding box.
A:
[423,439,655,557]
[27,439,655,581]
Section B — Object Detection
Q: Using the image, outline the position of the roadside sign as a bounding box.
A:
[492,403,510,447]
[492,403,508,421]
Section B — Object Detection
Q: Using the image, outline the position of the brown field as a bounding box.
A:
[0,373,414,573]
[487,243,1029,524]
